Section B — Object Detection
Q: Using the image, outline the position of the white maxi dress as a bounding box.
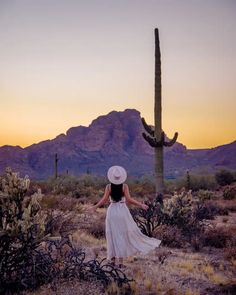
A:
[105,195,161,259]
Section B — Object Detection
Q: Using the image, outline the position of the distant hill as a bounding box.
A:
[0,109,235,179]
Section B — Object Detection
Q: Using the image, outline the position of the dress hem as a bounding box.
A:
[107,240,162,259]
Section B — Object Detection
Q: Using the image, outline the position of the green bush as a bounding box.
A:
[172,173,217,191]
[47,174,107,197]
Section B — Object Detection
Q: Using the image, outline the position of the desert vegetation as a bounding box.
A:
[0,168,236,294]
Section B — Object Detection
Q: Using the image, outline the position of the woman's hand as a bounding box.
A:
[141,203,149,210]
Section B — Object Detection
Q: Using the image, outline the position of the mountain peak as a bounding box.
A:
[89,108,140,126]
[0,109,235,179]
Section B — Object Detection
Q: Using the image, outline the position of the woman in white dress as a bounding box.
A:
[89,166,161,267]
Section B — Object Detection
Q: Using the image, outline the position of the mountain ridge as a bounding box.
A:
[0,109,235,179]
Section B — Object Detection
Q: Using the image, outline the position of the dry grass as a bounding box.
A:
[213,199,236,212]
[24,192,236,295]
[106,247,235,295]
[26,279,104,295]
[41,194,83,213]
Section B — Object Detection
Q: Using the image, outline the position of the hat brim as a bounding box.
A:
[107,166,127,184]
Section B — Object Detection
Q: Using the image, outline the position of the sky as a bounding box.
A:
[0,0,235,149]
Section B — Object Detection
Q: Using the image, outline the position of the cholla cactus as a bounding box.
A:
[163,190,193,218]
[0,167,47,293]
[0,167,45,236]
[162,190,200,237]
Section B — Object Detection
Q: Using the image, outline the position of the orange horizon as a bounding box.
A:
[0,108,235,150]
[1,1,235,150]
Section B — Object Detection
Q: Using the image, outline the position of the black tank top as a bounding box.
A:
[110,183,124,202]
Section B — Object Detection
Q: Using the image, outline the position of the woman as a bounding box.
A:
[89,165,161,267]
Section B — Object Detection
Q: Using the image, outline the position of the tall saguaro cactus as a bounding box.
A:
[142,28,178,193]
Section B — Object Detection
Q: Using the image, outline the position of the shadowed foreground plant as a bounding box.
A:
[0,168,132,294]
[130,194,164,237]
[0,167,48,294]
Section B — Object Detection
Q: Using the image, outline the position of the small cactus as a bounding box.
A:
[186,170,191,190]
[55,153,59,179]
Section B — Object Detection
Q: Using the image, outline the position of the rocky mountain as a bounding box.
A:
[0,109,235,179]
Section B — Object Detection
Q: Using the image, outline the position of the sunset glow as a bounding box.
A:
[0,0,235,149]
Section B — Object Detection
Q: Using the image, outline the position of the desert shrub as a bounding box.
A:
[223,185,236,200]
[128,176,155,198]
[87,219,105,239]
[28,180,52,195]
[190,235,203,251]
[84,209,106,239]
[41,194,60,209]
[200,226,232,248]
[189,174,217,191]
[48,174,106,199]
[45,209,83,238]
[224,245,236,260]
[48,174,80,195]
[131,190,201,240]
[130,194,164,237]
[215,170,234,186]
[194,203,216,221]
[164,180,177,194]
[174,173,217,191]
[0,167,48,294]
[194,200,228,220]
[40,195,83,214]
[153,225,186,248]
[197,189,215,201]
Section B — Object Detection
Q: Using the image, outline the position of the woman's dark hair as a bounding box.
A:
[110,183,123,202]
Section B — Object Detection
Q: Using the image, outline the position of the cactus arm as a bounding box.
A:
[141,117,155,136]
[163,132,178,147]
[142,133,157,147]
[142,133,164,147]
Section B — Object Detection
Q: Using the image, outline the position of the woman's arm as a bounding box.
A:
[91,184,110,211]
[123,184,148,210]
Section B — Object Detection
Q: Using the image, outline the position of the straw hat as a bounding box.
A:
[107,166,127,185]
